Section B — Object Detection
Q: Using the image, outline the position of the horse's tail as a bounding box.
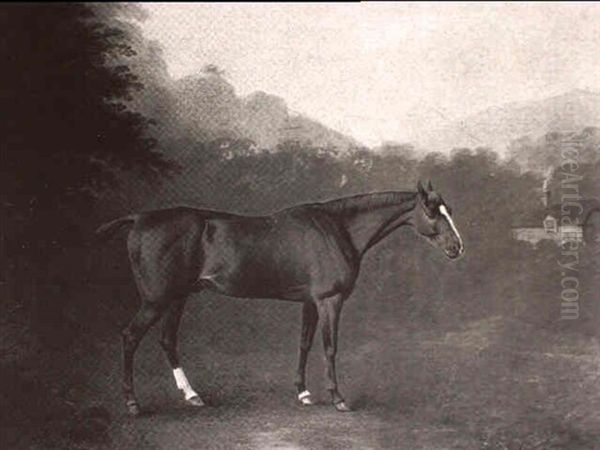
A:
[94,215,138,241]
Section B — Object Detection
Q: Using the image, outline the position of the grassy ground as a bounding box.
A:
[2,288,599,450]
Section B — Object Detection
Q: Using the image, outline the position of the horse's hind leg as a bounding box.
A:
[122,302,164,415]
[159,297,204,406]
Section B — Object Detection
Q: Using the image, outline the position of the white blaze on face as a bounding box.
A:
[439,205,463,253]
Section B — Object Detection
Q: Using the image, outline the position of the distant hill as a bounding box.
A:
[172,70,360,151]
[413,89,600,155]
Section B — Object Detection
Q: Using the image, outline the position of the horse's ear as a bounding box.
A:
[427,180,433,192]
[417,180,428,199]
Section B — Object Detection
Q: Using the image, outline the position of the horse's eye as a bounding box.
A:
[425,206,438,218]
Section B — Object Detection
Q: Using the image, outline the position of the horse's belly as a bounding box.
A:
[203,258,311,300]
[199,237,310,299]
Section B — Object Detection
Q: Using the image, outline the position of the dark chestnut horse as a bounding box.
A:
[96,181,463,415]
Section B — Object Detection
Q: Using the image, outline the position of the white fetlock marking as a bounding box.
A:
[173,367,190,390]
[173,368,199,400]
[298,390,311,401]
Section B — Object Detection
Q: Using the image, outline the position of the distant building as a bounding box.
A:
[512,170,600,247]
[512,198,600,247]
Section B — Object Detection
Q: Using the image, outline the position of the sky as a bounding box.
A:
[140,2,600,147]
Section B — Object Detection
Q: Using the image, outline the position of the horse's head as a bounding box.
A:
[413,180,464,260]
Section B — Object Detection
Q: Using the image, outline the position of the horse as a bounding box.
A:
[95,180,464,415]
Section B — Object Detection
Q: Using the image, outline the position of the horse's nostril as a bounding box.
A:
[449,244,462,256]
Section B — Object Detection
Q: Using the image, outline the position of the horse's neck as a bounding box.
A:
[323,191,417,255]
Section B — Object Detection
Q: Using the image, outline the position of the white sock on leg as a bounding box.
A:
[298,390,313,405]
[173,367,199,400]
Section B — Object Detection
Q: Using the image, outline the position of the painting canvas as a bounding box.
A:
[1,3,599,449]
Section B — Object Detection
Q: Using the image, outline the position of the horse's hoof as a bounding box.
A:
[334,400,352,412]
[126,401,141,416]
[298,396,315,406]
[186,395,205,407]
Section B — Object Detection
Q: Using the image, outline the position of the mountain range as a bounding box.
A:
[411,89,600,155]
[141,60,599,157]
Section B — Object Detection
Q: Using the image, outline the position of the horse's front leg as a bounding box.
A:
[295,301,318,405]
[317,294,351,412]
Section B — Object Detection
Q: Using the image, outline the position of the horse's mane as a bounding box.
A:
[312,191,417,215]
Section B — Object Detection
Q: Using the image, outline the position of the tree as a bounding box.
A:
[0,4,171,309]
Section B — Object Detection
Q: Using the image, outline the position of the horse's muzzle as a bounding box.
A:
[444,244,464,260]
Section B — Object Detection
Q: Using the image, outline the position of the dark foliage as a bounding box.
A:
[0,3,171,260]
